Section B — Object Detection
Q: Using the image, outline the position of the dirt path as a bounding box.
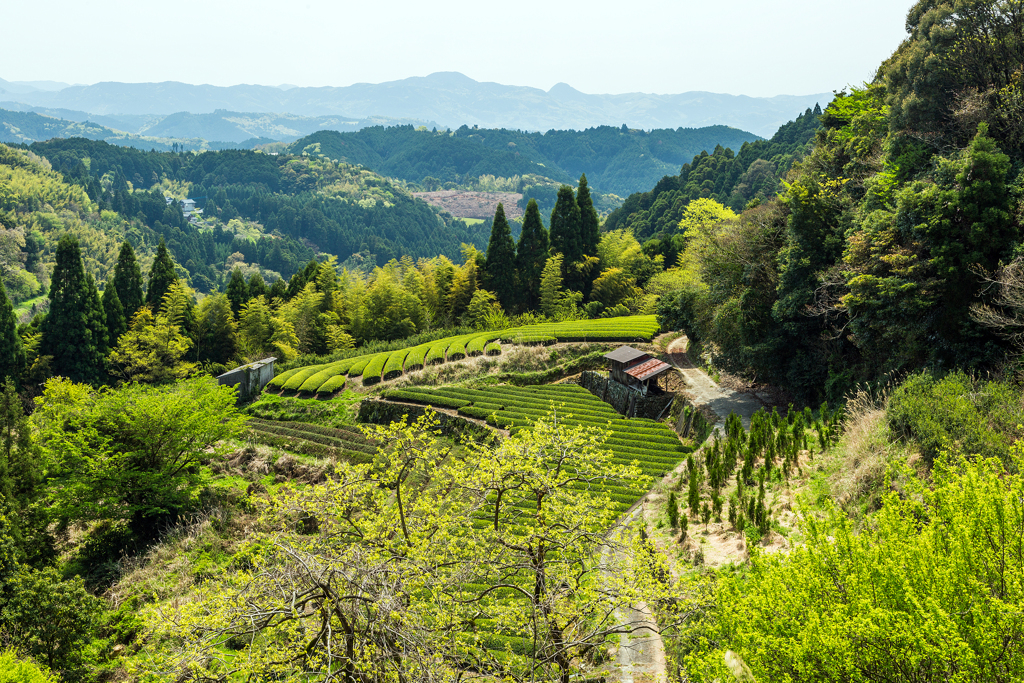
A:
[666,335,763,430]
[605,506,667,683]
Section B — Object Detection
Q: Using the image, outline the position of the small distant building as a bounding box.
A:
[603,345,671,395]
[180,198,196,215]
[164,195,174,205]
[217,357,277,403]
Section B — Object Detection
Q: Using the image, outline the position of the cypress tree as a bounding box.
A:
[576,173,600,258]
[0,282,25,382]
[102,281,128,348]
[248,273,267,300]
[226,268,249,316]
[548,184,581,288]
[515,199,549,311]
[40,234,107,384]
[146,239,178,310]
[113,241,144,320]
[483,203,517,311]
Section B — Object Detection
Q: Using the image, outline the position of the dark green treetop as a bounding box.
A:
[146,239,178,310]
[226,268,249,316]
[0,282,25,383]
[515,199,550,312]
[40,234,107,384]
[113,241,145,320]
[483,203,518,311]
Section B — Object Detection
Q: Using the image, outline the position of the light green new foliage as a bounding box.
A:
[317,374,348,394]
[404,344,432,371]
[268,366,304,389]
[139,413,668,683]
[383,349,411,381]
[346,354,378,377]
[282,364,328,392]
[0,651,57,683]
[297,359,356,394]
[361,352,393,386]
[425,340,449,365]
[692,444,1024,682]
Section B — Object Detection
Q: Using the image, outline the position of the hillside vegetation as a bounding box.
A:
[6,1,1024,681]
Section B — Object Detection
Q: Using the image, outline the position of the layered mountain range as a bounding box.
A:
[0,72,830,138]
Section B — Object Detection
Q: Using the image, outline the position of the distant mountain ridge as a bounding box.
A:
[0,72,832,137]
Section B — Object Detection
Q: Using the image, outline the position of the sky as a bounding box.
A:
[3,0,913,97]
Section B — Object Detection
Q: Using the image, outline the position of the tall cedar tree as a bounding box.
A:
[226,268,249,316]
[483,203,518,311]
[248,273,267,300]
[0,282,25,382]
[549,185,583,289]
[41,234,107,384]
[102,282,128,348]
[515,199,549,311]
[576,174,601,258]
[113,241,145,320]
[146,239,178,310]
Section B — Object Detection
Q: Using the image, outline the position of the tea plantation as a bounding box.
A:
[269,316,662,395]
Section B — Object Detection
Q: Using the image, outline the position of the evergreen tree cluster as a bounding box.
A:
[482,175,602,313]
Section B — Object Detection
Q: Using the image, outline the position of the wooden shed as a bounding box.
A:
[603,345,672,395]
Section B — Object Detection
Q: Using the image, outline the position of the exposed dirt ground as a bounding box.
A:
[411,190,524,219]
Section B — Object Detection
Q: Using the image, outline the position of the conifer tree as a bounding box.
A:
[0,282,25,382]
[113,241,145,320]
[248,273,267,300]
[102,281,128,348]
[40,234,107,384]
[576,174,600,258]
[549,186,583,271]
[515,199,549,311]
[226,268,249,316]
[146,239,178,310]
[484,203,518,311]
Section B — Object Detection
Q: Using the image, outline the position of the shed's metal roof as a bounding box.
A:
[625,358,672,382]
[603,346,649,364]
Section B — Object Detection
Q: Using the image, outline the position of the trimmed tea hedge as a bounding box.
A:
[274,315,661,395]
[378,383,691,509]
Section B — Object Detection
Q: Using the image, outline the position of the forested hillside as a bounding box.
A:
[288,123,761,197]
[603,106,822,251]
[8,2,1024,681]
[4,138,487,296]
[655,5,1024,401]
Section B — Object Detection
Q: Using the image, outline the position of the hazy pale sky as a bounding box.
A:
[4,0,912,97]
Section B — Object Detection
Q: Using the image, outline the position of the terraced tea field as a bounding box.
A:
[381,383,691,514]
[247,418,377,464]
[269,315,661,396]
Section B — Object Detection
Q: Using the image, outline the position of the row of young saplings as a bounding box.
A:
[665,403,845,540]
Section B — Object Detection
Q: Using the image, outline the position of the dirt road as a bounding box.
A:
[666,335,763,429]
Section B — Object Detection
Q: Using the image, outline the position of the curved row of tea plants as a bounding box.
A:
[247,418,377,464]
[269,315,662,395]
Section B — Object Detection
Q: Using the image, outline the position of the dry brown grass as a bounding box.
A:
[825,386,923,515]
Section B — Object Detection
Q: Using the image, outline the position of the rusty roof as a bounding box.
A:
[624,358,672,382]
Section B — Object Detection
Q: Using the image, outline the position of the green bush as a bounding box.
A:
[448,339,468,361]
[485,341,502,356]
[425,341,449,365]
[404,344,431,372]
[886,371,1024,466]
[0,651,57,683]
[268,366,304,388]
[298,359,357,394]
[382,349,411,381]
[317,374,347,394]
[347,354,379,377]
[283,365,327,392]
